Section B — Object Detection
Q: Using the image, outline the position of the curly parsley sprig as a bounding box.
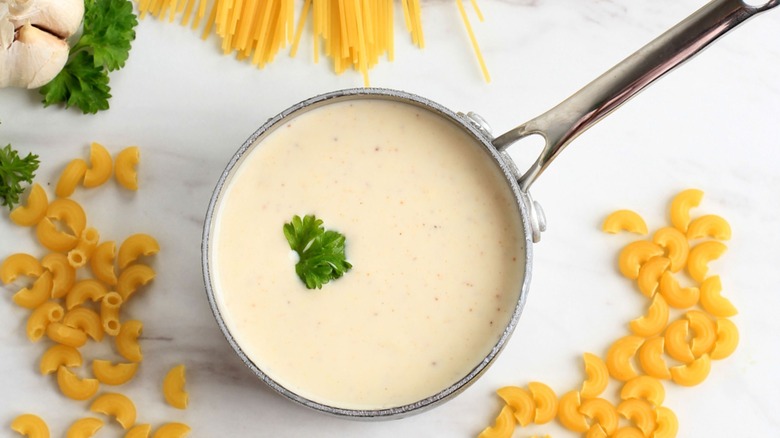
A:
[40,0,138,114]
[283,214,352,290]
[0,144,40,210]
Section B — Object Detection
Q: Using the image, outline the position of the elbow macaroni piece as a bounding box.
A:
[528,381,556,424]
[116,320,143,362]
[151,423,191,438]
[496,386,534,426]
[56,159,88,198]
[670,354,711,387]
[84,142,113,188]
[477,405,515,438]
[578,397,618,435]
[687,241,727,283]
[1,253,43,284]
[101,292,124,336]
[40,344,82,375]
[117,264,156,301]
[68,228,101,269]
[46,198,87,238]
[13,270,53,309]
[46,322,88,348]
[636,256,669,297]
[90,392,137,429]
[65,279,108,310]
[606,335,644,381]
[63,306,104,342]
[11,414,49,438]
[654,406,679,438]
[687,214,731,241]
[27,301,65,342]
[163,364,189,410]
[612,426,645,438]
[580,352,608,399]
[629,293,669,338]
[637,336,671,380]
[669,189,703,232]
[65,418,103,438]
[90,241,118,286]
[618,241,664,280]
[687,310,717,357]
[41,253,76,299]
[711,318,739,360]
[699,275,737,317]
[620,375,665,407]
[35,217,79,253]
[118,234,160,270]
[585,425,607,438]
[664,319,694,364]
[652,227,689,273]
[602,210,648,235]
[125,424,152,438]
[658,271,699,309]
[58,366,100,401]
[557,390,589,433]
[617,398,656,437]
[10,183,49,227]
[115,147,140,191]
[92,360,139,386]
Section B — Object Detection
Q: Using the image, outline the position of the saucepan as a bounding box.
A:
[202,0,777,419]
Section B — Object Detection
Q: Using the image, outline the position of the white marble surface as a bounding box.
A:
[1,0,779,436]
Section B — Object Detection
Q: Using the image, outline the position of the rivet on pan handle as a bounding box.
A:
[493,0,778,193]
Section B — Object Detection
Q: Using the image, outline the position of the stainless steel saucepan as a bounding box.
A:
[202,0,777,419]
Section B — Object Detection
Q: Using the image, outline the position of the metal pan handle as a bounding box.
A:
[493,0,778,193]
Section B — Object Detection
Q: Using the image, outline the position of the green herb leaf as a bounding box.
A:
[80,0,138,71]
[40,51,111,114]
[283,214,352,290]
[39,0,137,114]
[0,144,40,210]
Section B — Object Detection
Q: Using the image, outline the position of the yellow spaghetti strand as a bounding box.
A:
[181,0,196,26]
[456,0,490,82]
[470,0,485,22]
[291,0,312,57]
[138,0,491,83]
[201,1,218,39]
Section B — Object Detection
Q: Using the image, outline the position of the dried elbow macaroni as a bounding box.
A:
[480,189,738,438]
[3,144,190,436]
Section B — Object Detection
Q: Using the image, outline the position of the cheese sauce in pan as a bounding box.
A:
[212,98,525,410]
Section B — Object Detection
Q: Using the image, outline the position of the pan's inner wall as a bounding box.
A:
[210,96,527,411]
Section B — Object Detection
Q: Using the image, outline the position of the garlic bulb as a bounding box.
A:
[6,0,84,39]
[0,0,84,89]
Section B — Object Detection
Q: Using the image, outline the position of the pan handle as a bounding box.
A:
[493,0,778,193]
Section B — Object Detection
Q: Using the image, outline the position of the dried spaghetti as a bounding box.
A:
[137,0,489,85]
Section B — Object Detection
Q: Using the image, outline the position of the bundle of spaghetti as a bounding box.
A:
[136,0,489,85]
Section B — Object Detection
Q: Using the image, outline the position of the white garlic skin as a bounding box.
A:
[6,0,84,39]
[0,0,84,89]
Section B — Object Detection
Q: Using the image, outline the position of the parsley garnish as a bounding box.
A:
[283,214,352,290]
[0,144,39,210]
[40,0,138,114]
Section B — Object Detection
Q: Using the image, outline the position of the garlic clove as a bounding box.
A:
[2,22,69,89]
[6,0,85,39]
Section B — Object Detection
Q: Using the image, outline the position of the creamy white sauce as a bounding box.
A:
[212,98,526,410]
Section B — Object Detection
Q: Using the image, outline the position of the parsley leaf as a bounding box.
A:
[0,144,40,210]
[79,0,138,71]
[283,215,352,290]
[41,51,111,114]
[39,0,138,114]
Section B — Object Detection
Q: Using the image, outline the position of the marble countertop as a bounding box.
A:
[2,0,779,436]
